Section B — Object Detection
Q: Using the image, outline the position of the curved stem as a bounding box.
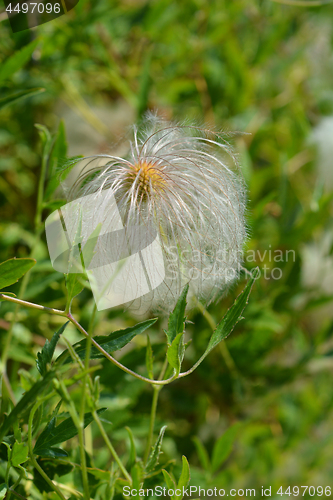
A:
[178,354,206,378]
[0,294,177,386]
[67,312,177,386]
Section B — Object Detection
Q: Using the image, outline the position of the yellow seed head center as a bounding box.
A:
[127,161,165,198]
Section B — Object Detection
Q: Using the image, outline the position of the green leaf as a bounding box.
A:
[35,125,53,207]
[0,258,36,290]
[43,199,67,211]
[192,437,210,471]
[36,322,69,376]
[0,39,39,85]
[33,447,69,459]
[0,484,7,500]
[45,120,68,198]
[167,332,185,376]
[211,422,242,474]
[34,408,106,456]
[0,371,56,442]
[162,469,176,492]
[191,270,258,373]
[33,459,73,493]
[54,155,84,185]
[205,271,258,357]
[125,426,137,470]
[35,123,52,152]
[65,272,86,303]
[146,335,154,379]
[144,459,176,480]
[177,455,190,493]
[165,284,189,345]
[58,318,157,363]
[13,420,22,443]
[145,425,167,473]
[10,441,28,467]
[86,467,111,481]
[0,88,45,110]
[131,462,144,493]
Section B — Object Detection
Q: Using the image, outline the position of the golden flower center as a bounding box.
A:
[127,161,165,197]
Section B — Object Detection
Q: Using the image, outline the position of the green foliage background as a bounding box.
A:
[1,0,333,497]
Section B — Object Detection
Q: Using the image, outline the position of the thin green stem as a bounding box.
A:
[28,399,66,500]
[7,490,28,500]
[2,371,16,405]
[143,356,169,464]
[67,313,177,386]
[0,294,67,316]
[92,410,132,483]
[78,306,97,500]
[143,386,159,464]
[0,294,177,385]
[5,450,11,484]
[178,354,207,378]
[6,469,24,500]
[53,481,85,499]
[56,380,90,500]
[35,134,50,230]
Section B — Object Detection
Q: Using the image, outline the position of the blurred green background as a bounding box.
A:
[1,0,333,496]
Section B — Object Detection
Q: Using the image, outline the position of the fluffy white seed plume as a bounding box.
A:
[66,114,247,315]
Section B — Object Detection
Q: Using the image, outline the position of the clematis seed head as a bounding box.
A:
[65,113,248,315]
